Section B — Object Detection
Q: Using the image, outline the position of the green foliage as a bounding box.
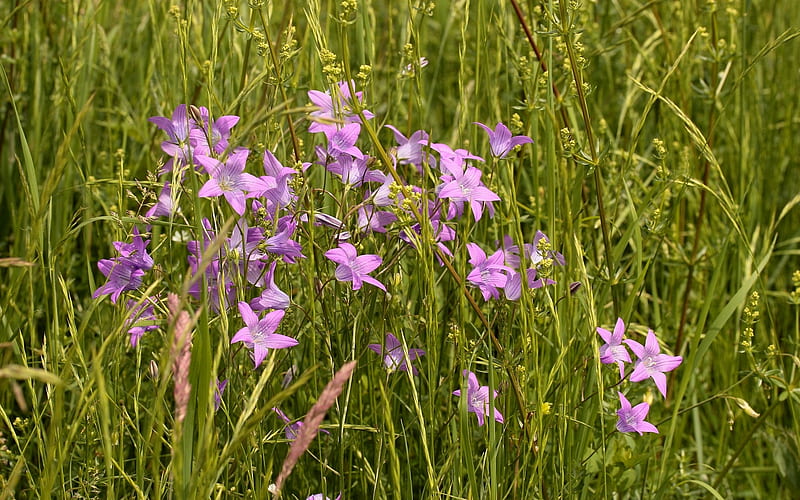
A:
[1,0,799,498]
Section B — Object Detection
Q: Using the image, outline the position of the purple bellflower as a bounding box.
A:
[437,165,500,222]
[368,333,425,375]
[191,107,239,156]
[453,370,504,427]
[146,181,175,219]
[273,407,330,441]
[214,379,228,411]
[93,261,145,304]
[616,392,659,435]
[327,155,384,187]
[306,494,341,500]
[113,226,154,271]
[255,149,298,217]
[250,261,291,311]
[231,301,298,368]
[262,216,305,263]
[324,242,386,291]
[196,149,270,216]
[474,121,533,159]
[357,205,397,234]
[625,330,683,398]
[465,243,511,301]
[308,80,374,134]
[323,123,365,160]
[503,268,550,301]
[149,104,196,171]
[93,227,153,304]
[597,318,632,379]
[385,125,431,173]
[124,298,159,347]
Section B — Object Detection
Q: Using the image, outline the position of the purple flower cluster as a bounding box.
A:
[596,318,683,435]
[464,232,563,301]
[93,78,543,436]
[92,227,153,304]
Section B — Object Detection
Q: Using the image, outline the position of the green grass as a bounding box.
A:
[1,0,800,498]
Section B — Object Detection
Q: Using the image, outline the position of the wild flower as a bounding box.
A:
[367,333,425,375]
[465,243,510,300]
[306,495,341,500]
[272,407,330,440]
[502,232,565,269]
[307,80,374,134]
[503,268,549,301]
[385,124,431,173]
[255,149,298,217]
[124,298,159,347]
[250,260,291,311]
[213,379,228,411]
[625,330,683,398]
[149,104,196,171]
[437,163,499,222]
[196,148,270,216]
[113,226,154,271]
[145,181,175,218]
[231,301,298,368]
[93,227,153,304]
[322,122,365,160]
[616,392,658,435]
[93,261,146,304]
[190,107,239,156]
[474,121,533,159]
[453,370,504,426]
[597,318,632,379]
[357,205,397,234]
[324,243,386,291]
[327,154,384,187]
[262,216,305,263]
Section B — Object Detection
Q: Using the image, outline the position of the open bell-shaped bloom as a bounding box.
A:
[616,392,659,435]
[196,149,270,216]
[324,243,385,291]
[368,333,425,375]
[474,121,533,159]
[597,318,632,379]
[231,302,298,368]
[624,330,683,398]
[453,370,504,426]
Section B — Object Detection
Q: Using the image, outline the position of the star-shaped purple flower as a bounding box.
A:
[231,301,298,368]
[437,165,500,221]
[616,392,659,435]
[196,149,270,216]
[273,407,330,440]
[368,333,425,375]
[466,243,511,300]
[474,121,533,159]
[308,80,374,134]
[597,318,632,379]
[453,370,504,427]
[624,330,683,398]
[324,242,385,291]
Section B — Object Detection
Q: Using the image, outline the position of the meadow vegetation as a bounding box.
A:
[1,0,800,498]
